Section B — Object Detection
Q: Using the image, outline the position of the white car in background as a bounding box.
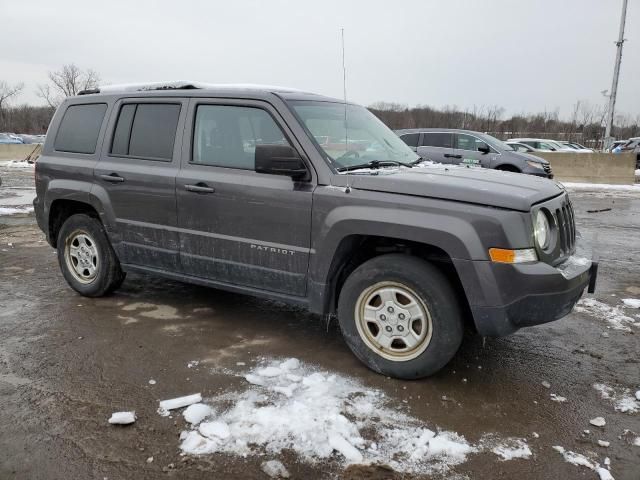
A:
[505,141,553,153]
[508,138,572,152]
[557,141,593,152]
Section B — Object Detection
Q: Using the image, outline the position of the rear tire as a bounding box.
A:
[337,254,464,379]
[57,214,125,297]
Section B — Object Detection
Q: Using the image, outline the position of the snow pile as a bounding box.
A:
[593,384,639,413]
[0,206,34,216]
[574,298,638,332]
[1,160,35,169]
[552,446,614,479]
[622,298,640,309]
[176,358,479,474]
[561,182,640,192]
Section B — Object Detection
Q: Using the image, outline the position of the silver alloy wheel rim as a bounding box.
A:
[64,230,99,284]
[354,281,433,362]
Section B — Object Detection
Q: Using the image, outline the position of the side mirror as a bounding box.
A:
[477,143,491,154]
[255,144,308,180]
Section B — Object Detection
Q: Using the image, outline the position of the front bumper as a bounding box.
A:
[454,246,596,336]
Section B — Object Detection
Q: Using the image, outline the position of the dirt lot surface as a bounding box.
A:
[1,164,639,479]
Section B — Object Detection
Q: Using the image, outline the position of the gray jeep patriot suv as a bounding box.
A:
[33,82,597,379]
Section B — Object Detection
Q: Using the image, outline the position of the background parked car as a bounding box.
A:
[396,128,552,177]
[619,137,640,168]
[557,141,593,152]
[0,133,23,144]
[508,138,572,152]
[506,141,553,153]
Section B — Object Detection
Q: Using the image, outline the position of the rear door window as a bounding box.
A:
[110,103,181,161]
[420,132,453,148]
[399,133,419,147]
[54,103,107,154]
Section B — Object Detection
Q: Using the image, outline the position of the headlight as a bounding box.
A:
[534,210,550,249]
[526,160,544,170]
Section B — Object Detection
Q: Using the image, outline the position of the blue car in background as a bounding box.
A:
[0,133,24,144]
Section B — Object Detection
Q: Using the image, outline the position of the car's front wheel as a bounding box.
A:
[337,254,463,379]
[57,213,125,297]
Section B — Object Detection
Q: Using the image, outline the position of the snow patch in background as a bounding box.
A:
[561,182,640,192]
[593,383,640,413]
[173,358,532,474]
[0,206,34,216]
[575,298,638,332]
[0,160,35,169]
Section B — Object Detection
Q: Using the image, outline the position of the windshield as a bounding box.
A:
[289,101,419,169]
[481,133,514,152]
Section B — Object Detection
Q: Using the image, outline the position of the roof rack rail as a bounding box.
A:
[78,88,100,95]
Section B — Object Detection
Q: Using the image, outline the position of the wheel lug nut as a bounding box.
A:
[385,326,392,332]
[397,325,404,332]
[380,314,386,321]
[387,306,394,313]
[398,313,405,320]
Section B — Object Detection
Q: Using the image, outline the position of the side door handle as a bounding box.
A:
[185,183,215,194]
[100,173,125,183]
[444,154,462,159]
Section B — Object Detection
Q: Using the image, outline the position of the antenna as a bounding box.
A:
[341,28,352,193]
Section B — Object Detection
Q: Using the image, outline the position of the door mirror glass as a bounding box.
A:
[477,142,491,154]
[255,145,308,180]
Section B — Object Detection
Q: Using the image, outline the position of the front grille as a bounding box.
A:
[555,200,575,256]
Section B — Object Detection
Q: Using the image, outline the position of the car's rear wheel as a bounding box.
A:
[57,214,125,297]
[337,254,463,379]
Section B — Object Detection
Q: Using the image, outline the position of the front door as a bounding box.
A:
[417,132,455,164]
[453,133,496,168]
[176,99,314,297]
[94,99,187,270]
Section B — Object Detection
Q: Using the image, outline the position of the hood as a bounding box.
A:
[337,164,564,211]
[506,150,549,164]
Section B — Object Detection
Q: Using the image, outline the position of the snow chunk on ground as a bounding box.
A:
[575,299,638,331]
[622,298,640,309]
[593,384,639,413]
[329,433,363,463]
[552,446,597,469]
[108,411,136,425]
[183,403,213,424]
[176,358,476,475]
[261,459,290,478]
[491,438,532,460]
[590,417,606,427]
[596,467,615,480]
[158,393,202,414]
[550,394,567,403]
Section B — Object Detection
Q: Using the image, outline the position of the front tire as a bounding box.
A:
[337,254,463,379]
[57,214,125,297]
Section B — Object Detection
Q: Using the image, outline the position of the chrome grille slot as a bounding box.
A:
[555,202,575,255]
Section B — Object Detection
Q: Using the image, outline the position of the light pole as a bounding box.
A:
[603,0,628,150]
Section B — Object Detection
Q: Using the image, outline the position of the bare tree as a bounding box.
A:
[36,64,100,108]
[0,81,24,117]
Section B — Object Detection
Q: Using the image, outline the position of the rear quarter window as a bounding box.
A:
[54,103,108,154]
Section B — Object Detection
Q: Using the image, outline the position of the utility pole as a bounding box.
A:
[604,0,628,149]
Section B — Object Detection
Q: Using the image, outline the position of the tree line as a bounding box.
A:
[369,102,640,148]
[1,65,639,147]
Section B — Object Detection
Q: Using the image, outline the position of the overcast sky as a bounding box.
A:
[1,0,638,119]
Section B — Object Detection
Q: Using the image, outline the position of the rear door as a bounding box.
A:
[94,98,187,271]
[453,133,496,168]
[417,132,455,164]
[398,132,420,152]
[176,98,314,297]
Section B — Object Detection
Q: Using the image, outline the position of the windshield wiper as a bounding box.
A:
[336,160,411,172]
